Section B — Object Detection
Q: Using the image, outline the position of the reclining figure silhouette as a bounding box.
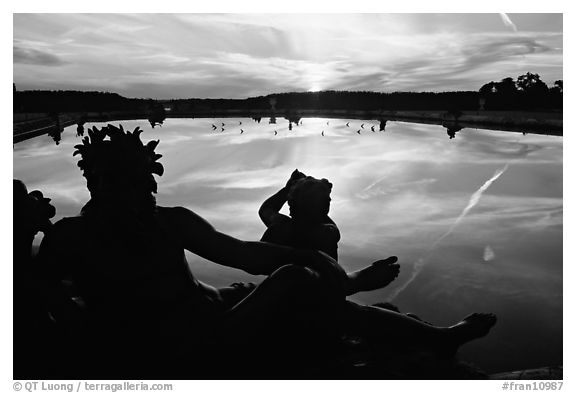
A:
[36,124,497,379]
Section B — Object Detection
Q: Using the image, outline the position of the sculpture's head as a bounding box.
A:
[73,124,164,208]
[287,176,332,224]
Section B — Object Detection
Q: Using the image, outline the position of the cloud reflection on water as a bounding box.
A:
[13,117,562,373]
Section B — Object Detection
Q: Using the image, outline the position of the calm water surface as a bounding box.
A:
[13,118,562,373]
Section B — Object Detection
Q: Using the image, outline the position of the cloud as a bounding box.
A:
[500,13,518,32]
[13,14,562,97]
[13,45,67,66]
[356,178,437,200]
[483,245,495,261]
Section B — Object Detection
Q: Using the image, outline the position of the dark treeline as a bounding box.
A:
[479,73,562,111]
[14,72,562,114]
[13,90,156,113]
[172,72,562,112]
[169,91,482,112]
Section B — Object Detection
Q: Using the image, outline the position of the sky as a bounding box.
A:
[13,13,563,99]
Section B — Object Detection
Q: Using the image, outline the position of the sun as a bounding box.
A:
[308,84,321,92]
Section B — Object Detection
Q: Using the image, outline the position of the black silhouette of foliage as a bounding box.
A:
[479,73,562,111]
[553,80,563,93]
[169,91,482,112]
[14,90,150,113]
[516,72,548,93]
[14,72,562,116]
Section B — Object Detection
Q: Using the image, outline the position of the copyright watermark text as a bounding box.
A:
[13,382,173,393]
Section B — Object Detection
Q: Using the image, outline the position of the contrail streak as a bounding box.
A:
[388,164,509,301]
[499,13,518,32]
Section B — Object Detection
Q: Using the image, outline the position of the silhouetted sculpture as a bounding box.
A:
[14,180,55,265]
[379,119,387,131]
[259,170,402,294]
[76,122,85,137]
[252,117,262,123]
[147,103,167,128]
[35,125,497,378]
[285,115,301,126]
[445,123,463,139]
[48,125,63,145]
[149,119,164,128]
[14,180,60,379]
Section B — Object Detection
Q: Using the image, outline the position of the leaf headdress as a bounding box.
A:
[73,124,164,193]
